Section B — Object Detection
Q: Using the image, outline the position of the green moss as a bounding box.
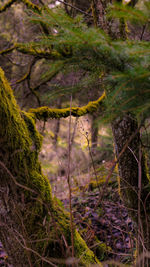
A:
[22,0,41,12]
[0,67,31,153]
[74,230,102,266]
[0,0,15,12]
[16,43,61,58]
[21,111,43,152]
[0,0,41,13]
[0,65,52,207]
[53,196,64,209]
[0,45,15,54]
[93,238,111,261]
[51,202,101,266]
[88,174,117,191]
[30,170,52,202]
[29,91,106,120]
[53,201,71,233]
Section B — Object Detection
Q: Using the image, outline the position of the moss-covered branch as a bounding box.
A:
[0,0,41,13]
[0,43,61,59]
[29,92,106,120]
[16,43,61,58]
[0,0,15,12]
[0,46,16,55]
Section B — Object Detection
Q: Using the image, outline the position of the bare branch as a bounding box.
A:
[0,160,37,194]
[57,0,92,17]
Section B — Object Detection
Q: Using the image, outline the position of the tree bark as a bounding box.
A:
[112,114,140,210]
[112,114,150,258]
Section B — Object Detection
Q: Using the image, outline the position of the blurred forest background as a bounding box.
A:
[0,0,150,266]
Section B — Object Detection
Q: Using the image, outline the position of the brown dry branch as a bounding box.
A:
[127,143,146,264]
[57,0,92,17]
[84,131,101,194]
[13,231,59,267]
[67,94,75,267]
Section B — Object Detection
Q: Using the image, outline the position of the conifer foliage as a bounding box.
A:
[15,1,150,120]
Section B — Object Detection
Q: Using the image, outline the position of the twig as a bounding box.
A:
[128,146,139,163]
[135,251,150,267]
[0,160,37,194]
[85,132,101,194]
[13,231,59,267]
[57,0,92,17]
[140,24,147,41]
[71,117,78,146]
[67,94,75,266]
[137,139,144,265]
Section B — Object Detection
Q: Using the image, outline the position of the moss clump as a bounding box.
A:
[74,230,102,266]
[0,67,31,154]
[88,175,117,191]
[21,111,43,152]
[29,170,52,202]
[93,239,111,261]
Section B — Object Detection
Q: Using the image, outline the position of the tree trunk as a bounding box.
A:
[0,67,100,266]
[112,114,150,260]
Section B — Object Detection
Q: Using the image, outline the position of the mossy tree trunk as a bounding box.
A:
[0,67,100,266]
[112,114,150,259]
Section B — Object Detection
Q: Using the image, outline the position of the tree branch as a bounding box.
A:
[57,0,92,17]
[0,0,41,13]
[29,91,105,120]
[0,45,16,55]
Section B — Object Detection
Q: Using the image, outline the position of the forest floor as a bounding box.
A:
[49,163,136,266]
[61,177,136,265]
[38,118,136,266]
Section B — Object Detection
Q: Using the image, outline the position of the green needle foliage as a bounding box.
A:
[24,2,150,121]
[107,1,150,25]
